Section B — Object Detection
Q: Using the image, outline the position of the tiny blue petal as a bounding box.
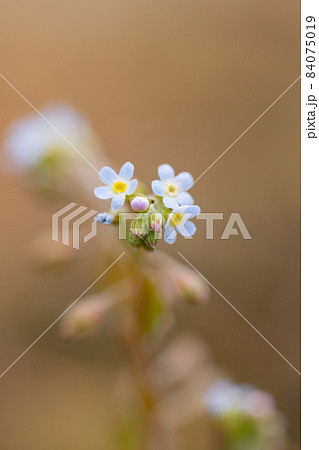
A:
[175,172,193,191]
[158,163,175,181]
[164,224,177,244]
[180,205,201,218]
[151,180,164,197]
[126,179,138,195]
[111,195,125,210]
[178,220,196,237]
[119,162,134,181]
[99,166,118,185]
[178,192,194,206]
[163,196,179,209]
[94,186,113,199]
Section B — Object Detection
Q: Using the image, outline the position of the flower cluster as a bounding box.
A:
[94,162,201,248]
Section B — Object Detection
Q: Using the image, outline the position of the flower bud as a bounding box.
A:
[143,231,159,250]
[129,233,144,248]
[150,212,163,232]
[130,195,150,212]
[130,213,150,237]
[60,295,109,338]
[166,264,209,304]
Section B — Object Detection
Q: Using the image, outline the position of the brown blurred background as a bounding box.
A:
[0,0,300,449]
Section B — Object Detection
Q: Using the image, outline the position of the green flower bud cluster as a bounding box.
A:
[129,204,163,251]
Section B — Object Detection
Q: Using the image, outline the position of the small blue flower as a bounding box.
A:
[204,380,275,418]
[94,162,138,211]
[164,205,200,244]
[151,163,194,209]
[94,212,114,225]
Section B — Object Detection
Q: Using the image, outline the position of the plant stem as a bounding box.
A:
[120,248,169,449]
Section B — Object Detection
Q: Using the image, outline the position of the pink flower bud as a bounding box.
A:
[60,295,109,337]
[150,213,163,232]
[175,268,209,304]
[130,195,150,212]
[151,220,162,232]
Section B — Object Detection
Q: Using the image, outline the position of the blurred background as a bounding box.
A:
[0,0,300,449]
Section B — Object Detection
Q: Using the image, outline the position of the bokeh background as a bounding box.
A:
[0,0,300,449]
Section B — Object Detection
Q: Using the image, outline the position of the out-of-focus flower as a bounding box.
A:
[204,379,286,450]
[61,278,138,338]
[3,102,105,196]
[3,102,100,171]
[204,380,275,418]
[143,250,209,304]
[143,249,210,307]
[130,195,150,212]
[171,264,209,304]
[94,162,137,210]
[151,163,194,209]
[94,212,114,225]
[164,205,200,244]
[61,294,114,338]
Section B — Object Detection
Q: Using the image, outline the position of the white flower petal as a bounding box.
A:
[170,205,186,213]
[99,166,118,185]
[164,224,177,244]
[163,196,179,210]
[158,163,175,181]
[94,186,114,199]
[178,220,196,237]
[175,172,194,191]
[182,205,201,219]
[151,180,164,197]
[119,161,134,181]
[126,179,138,195]
[111,195,125,210]
[178,192,194,206]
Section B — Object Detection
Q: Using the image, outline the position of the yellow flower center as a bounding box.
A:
[113,181,127,194]
[164,182,179,197]
[170,213,183,227]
